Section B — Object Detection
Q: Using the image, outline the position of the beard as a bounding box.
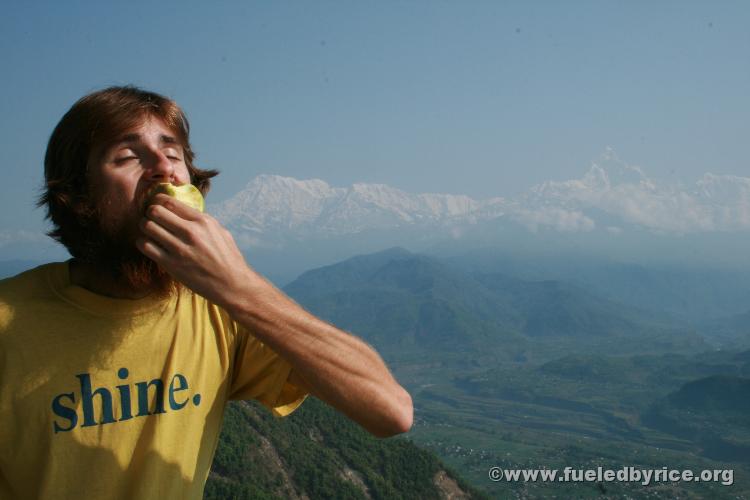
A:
[75,190,180,301]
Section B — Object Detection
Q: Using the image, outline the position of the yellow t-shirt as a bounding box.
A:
[0,262,308,499]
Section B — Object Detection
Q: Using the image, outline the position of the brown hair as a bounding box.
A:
[38,85,219,259]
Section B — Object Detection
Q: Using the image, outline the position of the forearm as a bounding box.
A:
[223,268,413,437]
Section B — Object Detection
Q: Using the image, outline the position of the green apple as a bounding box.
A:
[147,183,205,212]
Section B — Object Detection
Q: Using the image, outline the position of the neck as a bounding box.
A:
[69,259,152,300]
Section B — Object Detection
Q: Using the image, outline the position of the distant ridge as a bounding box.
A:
[283,247,707,366]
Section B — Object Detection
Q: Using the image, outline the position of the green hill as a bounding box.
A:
[642,375,750,463]
[204,398,487,499]
[284,248,707,369]
[473,273,681,338]
[284,248,528,367]
[667,375,750,413]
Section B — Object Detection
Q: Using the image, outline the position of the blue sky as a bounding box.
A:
[1,1,748,236]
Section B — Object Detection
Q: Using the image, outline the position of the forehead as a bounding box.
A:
[111,116,180,146]
[90,116,181,162]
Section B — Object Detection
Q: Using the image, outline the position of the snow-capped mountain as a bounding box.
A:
[210,174,507,246]
[209,149,750,250]
[518,148,750,234]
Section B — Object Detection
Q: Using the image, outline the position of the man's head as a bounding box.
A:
[39,86,219,296]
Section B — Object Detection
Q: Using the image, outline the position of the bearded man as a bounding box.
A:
[0,86,412,499]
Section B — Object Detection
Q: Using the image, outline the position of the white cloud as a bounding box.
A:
[511,206,596,233]
[596,183,714,233]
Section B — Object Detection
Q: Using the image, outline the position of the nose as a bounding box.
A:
[146,150,175,182]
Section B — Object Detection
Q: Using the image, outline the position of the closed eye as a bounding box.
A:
[113,156,138,165]
[164,147,183,161]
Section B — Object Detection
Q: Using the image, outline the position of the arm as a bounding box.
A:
[137,194,413,438]
[224,270,412,437]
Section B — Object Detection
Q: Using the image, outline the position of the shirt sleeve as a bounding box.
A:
[227,323,308,417]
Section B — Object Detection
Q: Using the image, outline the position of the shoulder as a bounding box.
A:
[0,262,63,317]
[0,262,61,297]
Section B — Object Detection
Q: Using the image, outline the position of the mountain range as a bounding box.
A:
[209,149,750,249]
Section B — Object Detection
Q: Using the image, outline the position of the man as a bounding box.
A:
[0,86,412,499]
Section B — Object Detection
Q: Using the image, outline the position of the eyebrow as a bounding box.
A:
[118,133,180,146]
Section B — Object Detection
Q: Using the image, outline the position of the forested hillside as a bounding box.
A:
[205,398,487,499]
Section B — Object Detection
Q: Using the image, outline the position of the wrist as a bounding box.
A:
[219,266,284,322]
[215,265,260,314]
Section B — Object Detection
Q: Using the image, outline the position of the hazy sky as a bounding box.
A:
[1,1,748,235]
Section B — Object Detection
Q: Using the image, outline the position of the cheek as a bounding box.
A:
[175,165,191,185]
[90,170,140,203]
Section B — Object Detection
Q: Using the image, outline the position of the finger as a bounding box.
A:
[145,203,192,240]
[136,236,170,262]
[149,193,202,221]
[140,217,185,256]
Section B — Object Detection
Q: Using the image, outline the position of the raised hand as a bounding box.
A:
[136,193,257,308]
